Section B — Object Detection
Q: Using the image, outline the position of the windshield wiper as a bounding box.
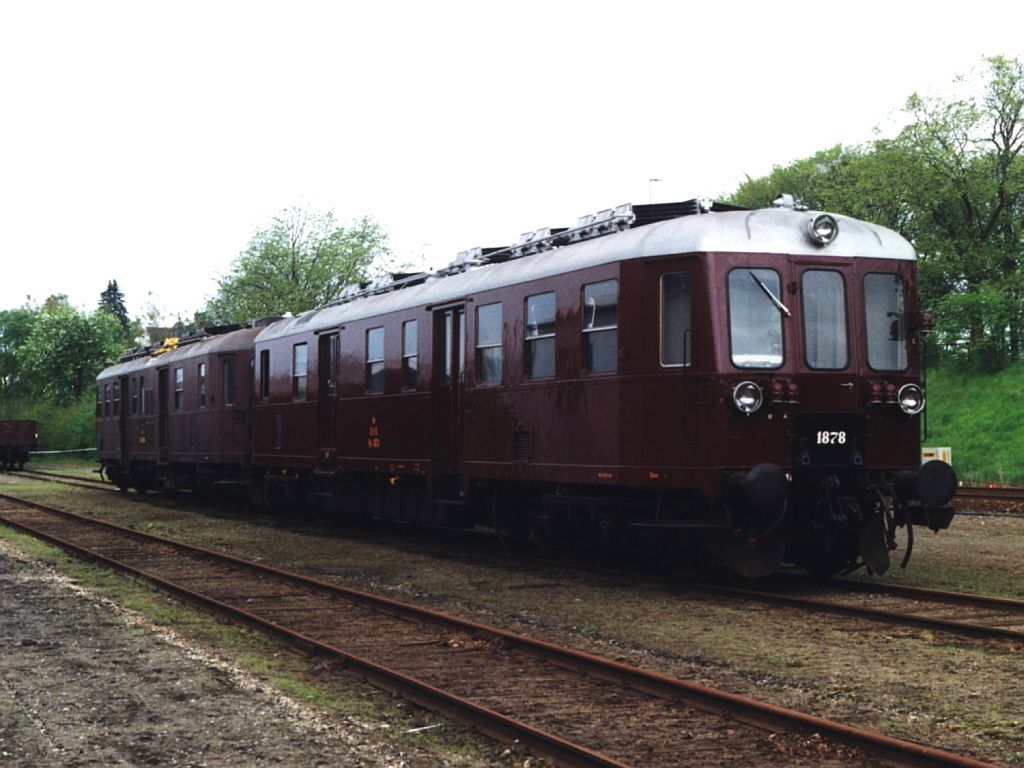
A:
[749,271,791,317]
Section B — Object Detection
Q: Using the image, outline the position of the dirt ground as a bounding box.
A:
[1,475,1023,767]
[0,538,501,768]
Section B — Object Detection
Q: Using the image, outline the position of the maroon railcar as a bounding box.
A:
[96,198,957,576]
[0,420,38,468]
[246,198,955,575]
[97,326,259,493]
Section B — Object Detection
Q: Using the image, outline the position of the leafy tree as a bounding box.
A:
[16,297,125,404]
[203,208,391,323]
[897,56,1024,368]
[0,306,38,409]
[99,279,130,333]
[728,55,1024,372]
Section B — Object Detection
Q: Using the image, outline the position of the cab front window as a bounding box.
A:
[802,270,849,370]
[864,273,908,371]
[728,268,784,368]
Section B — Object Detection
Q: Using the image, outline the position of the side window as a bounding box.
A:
[259,350,270,400]
[292,343,308,399]
[174,368,184,409]
[661,272,692,366]
[198,362,207,407]
[582,280,617,374]
[402,320,418,390]
[96,385,102,417]
[366,327,384,393]
[476,303,502,383]
[223,358,237,406]
[525,292,556,378]
[104,384,110,416]
[113,382,120,416]
[140,377,148,414]
[131,378,138,415]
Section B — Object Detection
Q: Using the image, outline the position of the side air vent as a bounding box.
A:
[513,430,532,463]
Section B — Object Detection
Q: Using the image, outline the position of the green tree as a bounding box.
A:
[0,305,38,410]
[98,279,130,333]
[16,297,125,404]
[729,55,1024,372]
[897,56,1024,368]
[203,208,391,323]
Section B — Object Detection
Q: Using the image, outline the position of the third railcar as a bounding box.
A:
[97,197,957,576]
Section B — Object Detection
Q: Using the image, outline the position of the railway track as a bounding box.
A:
[957,486,1024,502]
[0,491,997,768]
[2,467,115,492]
[7,470,1024,647]
[710,574,1024,646]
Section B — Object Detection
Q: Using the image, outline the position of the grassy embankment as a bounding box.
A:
[926,362,1024,485]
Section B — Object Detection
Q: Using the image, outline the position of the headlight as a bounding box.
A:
[898,383,925,415]
[806,214,839,246]
[732,381,764,415]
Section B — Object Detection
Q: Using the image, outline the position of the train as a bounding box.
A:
[96,196,957,577]
[0,420,37,470]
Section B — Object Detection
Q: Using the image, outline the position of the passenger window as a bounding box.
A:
[728,268,784,369]
[582,280,617,373]
[402,320,418,390]
[140,377,148,415]
[259,350,270,400]
[292,343,308,399]
[864,273,908,371]
[198,362,207,407]
[476,303,502,383]
[174,368,184,410]
[112,382,120,416]
[661,272,692,366]
[130,378,138,415]
[366,327,384,393]
[223,358,237,406]
[802,270,849,369]
[525,293,556,378]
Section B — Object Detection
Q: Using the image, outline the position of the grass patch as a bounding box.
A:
[927,363,1024,484]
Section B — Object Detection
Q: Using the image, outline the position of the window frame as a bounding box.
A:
[659,271,693,368]
[581,280,618,374]
[259,350,270,400]
[727,267,785,370]
[223,358,237,406]
[174,368,184,410]
[524,292,556,379]
[197,362,207,407]
[402,320,418,391]
[800,269,850,371]
[475,303,503,384]
[365,327,385,393]
[863,272,909,372]
[292,342,308,400]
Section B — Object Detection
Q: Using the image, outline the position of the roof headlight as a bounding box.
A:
[806,214,839,246]
[897,383,925,415]
[732,381,764,415]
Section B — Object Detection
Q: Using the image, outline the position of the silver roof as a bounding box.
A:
[98,326,262,379]
[257,207,915,343]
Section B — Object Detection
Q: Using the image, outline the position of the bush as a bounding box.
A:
[11,395,96,452]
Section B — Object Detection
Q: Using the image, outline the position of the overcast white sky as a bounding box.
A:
[1,1,1022,322]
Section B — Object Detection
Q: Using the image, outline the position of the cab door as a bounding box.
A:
[431,305,465,475]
